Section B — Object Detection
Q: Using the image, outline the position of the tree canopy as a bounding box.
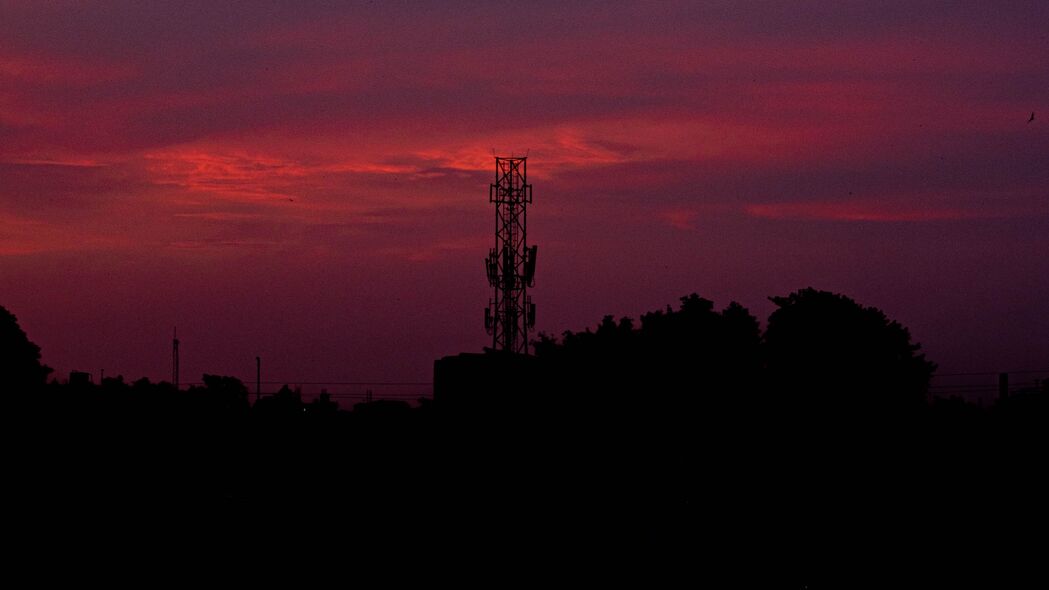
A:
[534,288,936,416]
[0,305,52,392]
[764,288,936,412]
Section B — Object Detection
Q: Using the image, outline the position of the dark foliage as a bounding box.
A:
[765,288,936,420]
[533,294,763,414]
[4,292,1046,583]
[0,305,52,393]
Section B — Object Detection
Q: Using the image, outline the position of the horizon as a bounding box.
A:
[2,2,1047,387]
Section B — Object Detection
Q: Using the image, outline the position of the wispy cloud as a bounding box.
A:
[2,2,1047,380]
[744,202,991,223]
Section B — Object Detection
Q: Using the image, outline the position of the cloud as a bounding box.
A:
[660,210,699,230]
[2,2,1047,381]
[0,213,130,256]
[0,52,135,85]
[744,201,988,223]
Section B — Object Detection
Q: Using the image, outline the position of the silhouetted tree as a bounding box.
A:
[181,374,251,422]
[764,288,935,421]
[534,294,762,407]
[639,294,762,402]
[352,398,412,418]
[308,392,339,417]
[531,292,765,460]
[0,305,52,393]
[252,384,304,418]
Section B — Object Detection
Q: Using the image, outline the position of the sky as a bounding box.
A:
[1,1,1047,388]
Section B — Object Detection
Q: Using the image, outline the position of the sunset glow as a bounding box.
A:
[2,2,1046,383]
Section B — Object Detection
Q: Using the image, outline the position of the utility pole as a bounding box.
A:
[256,356,261,404]
[172,327,180,390]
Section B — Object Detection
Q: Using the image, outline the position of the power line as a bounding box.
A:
[181,381,431,387]
[933,369,1049,377]
[244,381,429,386]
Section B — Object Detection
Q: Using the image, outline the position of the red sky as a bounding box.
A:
[2,1,1047,386]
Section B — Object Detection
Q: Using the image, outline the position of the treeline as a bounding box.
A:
[24,373,426,423]
[3,292,1047,583]
[526,288,1045,424]
[531,288,936,418]
[435,288,1047,583]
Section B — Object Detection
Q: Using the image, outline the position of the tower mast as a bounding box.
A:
[484,157,537,354]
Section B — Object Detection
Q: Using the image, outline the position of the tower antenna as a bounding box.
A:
[484,156,537,354]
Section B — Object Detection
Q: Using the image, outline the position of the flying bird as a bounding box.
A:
[1029,112,1035,123]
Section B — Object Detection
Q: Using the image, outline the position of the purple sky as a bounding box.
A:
[1,1,1047,386]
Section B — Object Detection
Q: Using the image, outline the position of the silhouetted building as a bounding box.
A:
[434,352,539,413]
[309,392,339,416]
[69,371,92,387]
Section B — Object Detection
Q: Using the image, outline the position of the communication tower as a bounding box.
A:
[484,157,537,354]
